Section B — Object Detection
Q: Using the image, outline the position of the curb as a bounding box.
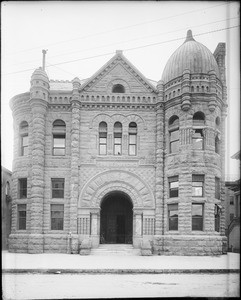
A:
[2,268,240,274]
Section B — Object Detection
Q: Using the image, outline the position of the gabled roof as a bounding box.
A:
[80,50,157,93]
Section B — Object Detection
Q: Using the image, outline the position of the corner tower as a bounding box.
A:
[155,30,227,255]
[9,66,49,253]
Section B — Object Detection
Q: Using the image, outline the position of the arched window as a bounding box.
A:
[192,112,205,150]
[215,135,220,154]
[53,120,66,156]
[193,111,205,125]
[128,122,137,156]
[112,84,125,93]
[169,116,179,153]
[114,122,122,155]
[99,122,107,155]
[19,121,29,156]
[215,116,220,127]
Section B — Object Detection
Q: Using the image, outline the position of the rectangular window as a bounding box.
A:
[114,133,122,155]
[99,133,107,155]
[192,175,204,197]
[168,204,178,230]
[52,179,64,198]
[192,129,204,150]
[129,134,137,156]
[230,196,234,205]
[170,130,179,153]
[18,204,26,230]
[168,176,179,198]
[192,203,204,231]
[19,178,27,198]
[215,177,220,199]
[21,135,28,156]
[51,204,64,230]
[53,134,65,156]
[215,204,221,232]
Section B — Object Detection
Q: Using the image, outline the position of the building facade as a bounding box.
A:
[9,30,228,255]
[1,166,12,250]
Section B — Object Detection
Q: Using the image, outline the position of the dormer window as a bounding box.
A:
[112,84,125,93]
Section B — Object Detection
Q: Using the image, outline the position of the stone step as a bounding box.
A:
[91,244,140,256]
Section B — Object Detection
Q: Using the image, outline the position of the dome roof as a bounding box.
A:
[161,30,220,84]
[31,67,49,82]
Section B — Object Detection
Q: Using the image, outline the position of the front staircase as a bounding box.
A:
[91,244,140,256]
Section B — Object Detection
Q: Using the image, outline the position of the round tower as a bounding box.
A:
[158,30,227,255]
[9,66,49,253]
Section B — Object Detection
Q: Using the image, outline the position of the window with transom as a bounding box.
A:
[114,122,122,155]
[99,122,107,155]
[128,122,137,156]
[53,120,66,156]
[169,116,179,153]
[20,121,29,156]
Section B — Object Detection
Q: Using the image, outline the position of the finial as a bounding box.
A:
[42,49,48,71]
[116,50,123,55]
[185,30,195,42]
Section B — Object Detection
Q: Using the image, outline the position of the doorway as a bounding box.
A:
[100,191,133,244]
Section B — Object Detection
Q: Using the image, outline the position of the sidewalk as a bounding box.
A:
[2,251,240,274]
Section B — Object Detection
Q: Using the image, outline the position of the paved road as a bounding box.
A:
[2,273,239,299]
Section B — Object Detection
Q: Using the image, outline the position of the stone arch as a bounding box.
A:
[90,113,147,130]
[78,170,155,209]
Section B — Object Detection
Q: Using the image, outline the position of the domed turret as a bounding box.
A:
[162,30,220,84]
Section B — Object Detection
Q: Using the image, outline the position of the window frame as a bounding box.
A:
[18,204,27,230]
[168,116,179,154]
[168,203,178,231]
[214,204,221,232]
[51,178,65,199]
[51,204,64,231]
[112,84,125,93]
[192,129,204,150]
[192,203,204,231]
[128,122,137,156]
[19,178,27,199]
[215,177,221,199]
[114,122,122,155]
[99,122,107,155]
[192,175,204,197]
[168,176,179,198]
[52,120,66,156]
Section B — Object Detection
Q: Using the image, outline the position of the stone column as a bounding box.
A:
[70,78,81,237]
[133,209,143,248]
[155,80,164,236]
[28,100,47,253]
[90,209,100,248]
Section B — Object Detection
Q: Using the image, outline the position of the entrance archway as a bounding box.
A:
[100,191,133,244]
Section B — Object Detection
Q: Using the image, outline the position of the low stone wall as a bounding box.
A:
[153,235,227,255]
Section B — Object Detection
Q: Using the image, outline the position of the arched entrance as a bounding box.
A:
[100,191,133,244]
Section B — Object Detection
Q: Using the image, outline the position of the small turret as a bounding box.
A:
[30,67,50,102]
[71,77,81,102]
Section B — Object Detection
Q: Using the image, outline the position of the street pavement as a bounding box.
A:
[2,250,240,274]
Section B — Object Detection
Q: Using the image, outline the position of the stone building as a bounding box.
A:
[1,166,12,250]
[9,30,228,255]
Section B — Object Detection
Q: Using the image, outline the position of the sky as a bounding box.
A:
[1,1,240,180]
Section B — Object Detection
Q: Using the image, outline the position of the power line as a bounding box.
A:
[7,16,239,68]
[6,2,229,56]
[3,25,239,76]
